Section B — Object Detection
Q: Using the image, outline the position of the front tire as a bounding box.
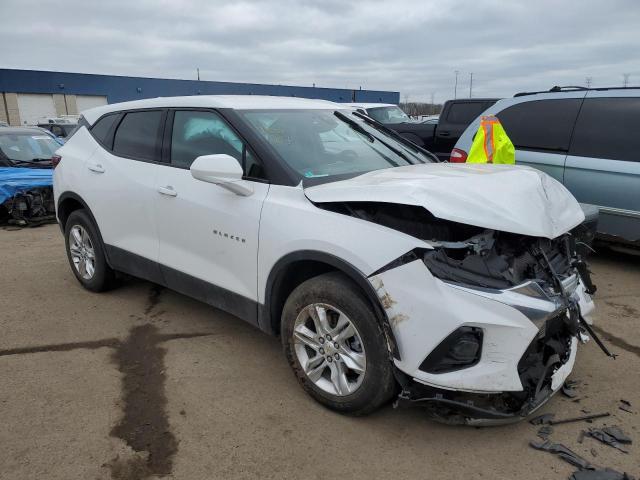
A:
[64,209,116,292]
[281,272,396,415]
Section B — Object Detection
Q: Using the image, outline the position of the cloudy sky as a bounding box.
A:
[1,0,639,102]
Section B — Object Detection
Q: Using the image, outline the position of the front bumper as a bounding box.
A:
[369,259,594,424]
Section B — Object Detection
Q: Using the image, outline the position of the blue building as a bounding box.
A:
[0,68,399,125]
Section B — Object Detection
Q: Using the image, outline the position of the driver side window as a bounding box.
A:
[170,110,265,179]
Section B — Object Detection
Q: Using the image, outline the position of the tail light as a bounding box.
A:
[449,148,467,163]
[51,154,62,168]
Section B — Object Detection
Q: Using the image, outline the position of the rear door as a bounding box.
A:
[154,109,270,323]
[81,109,164,281]
[564,92,640,243]
[496,95,584,181]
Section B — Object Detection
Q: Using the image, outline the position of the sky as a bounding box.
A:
[1,0,639,103]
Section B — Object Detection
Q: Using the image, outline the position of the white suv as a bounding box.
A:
[53,95,596,424]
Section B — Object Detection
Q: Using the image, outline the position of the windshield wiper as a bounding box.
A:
[353,111,440,163]
[333,111,375,142]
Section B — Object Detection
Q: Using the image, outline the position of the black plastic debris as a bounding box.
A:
[619,400,634,414]
[537,425,554,440]
[570,468,636,480]
[563,380,580,399]
[586,426,632,453]
[529,440,594,470]
[530,413,555,425]
[551,412,611,426]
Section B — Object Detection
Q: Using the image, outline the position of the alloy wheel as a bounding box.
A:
[293,303,367,396]
[68,225,96,280]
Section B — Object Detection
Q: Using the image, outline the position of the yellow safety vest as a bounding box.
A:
[467,115,515,164]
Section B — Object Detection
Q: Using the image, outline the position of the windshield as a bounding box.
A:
[239,109,433,181]
[366,106,410,124]
[0,132,60,163]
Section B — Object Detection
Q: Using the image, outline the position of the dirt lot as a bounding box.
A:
[1,224,638,480]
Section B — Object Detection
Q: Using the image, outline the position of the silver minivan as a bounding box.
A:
[453,87,640,248]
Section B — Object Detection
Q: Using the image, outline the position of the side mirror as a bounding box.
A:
[190,154,254,196]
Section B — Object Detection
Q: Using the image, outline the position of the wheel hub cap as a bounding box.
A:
[68,225,96,280]
[292,303,366,396]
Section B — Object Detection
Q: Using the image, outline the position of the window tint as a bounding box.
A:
[446,102,488,124]
[113,111,163,160]
[569,97,640,161]
[91,114,120,147]
[497,99,581,152]
[171,110,265,179]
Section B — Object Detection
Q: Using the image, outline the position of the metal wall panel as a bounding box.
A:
[0,69,400,105]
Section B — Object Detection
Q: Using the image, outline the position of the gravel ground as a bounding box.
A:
[1,224,638,480]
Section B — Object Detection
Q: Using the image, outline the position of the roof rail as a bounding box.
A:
[514,85,640,97]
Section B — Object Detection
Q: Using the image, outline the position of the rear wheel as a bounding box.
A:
[281,272,396,415]
[64,209,116,292]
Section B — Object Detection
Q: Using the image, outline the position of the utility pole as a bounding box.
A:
[430,92,435,114]
[623,73,630,88]
[585,77,592,88]
[197,68,200,81]
[469,72,473,98]
[454,70,459,99]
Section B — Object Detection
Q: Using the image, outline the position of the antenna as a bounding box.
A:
[469,72,473,98]
[454,70,459,99]
[197,68,200,81]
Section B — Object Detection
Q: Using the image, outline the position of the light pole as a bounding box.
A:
[454,70,459,99]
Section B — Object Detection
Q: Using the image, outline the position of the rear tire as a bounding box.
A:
[64,209,116,292]
[281,272,396,415]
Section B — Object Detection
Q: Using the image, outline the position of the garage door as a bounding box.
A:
[16,94,57,125]
[76,95,108,113]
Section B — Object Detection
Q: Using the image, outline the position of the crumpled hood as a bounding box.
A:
[304,163,585,239]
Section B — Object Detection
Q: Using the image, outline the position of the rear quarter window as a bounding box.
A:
[112,110,164,161]
[90,114,120,148]
[569,97,640,162]
[497,99,582,152]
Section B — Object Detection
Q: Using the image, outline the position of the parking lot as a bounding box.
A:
[1,224,638,480]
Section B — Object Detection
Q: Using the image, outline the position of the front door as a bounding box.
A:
[154,109,269,323]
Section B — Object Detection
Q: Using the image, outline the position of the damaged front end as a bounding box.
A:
[320,201,598,425]
[0,187,56,227]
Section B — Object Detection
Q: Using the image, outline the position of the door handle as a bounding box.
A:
[439,131,451,137]
[87,163,105,173]
[157,185,178,197]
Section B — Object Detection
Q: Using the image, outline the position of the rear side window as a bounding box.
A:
[113,110,163,161]
[445,102,488,124]
[569,97,640,162]
[497,99,581,152]
[91,114,119,147]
